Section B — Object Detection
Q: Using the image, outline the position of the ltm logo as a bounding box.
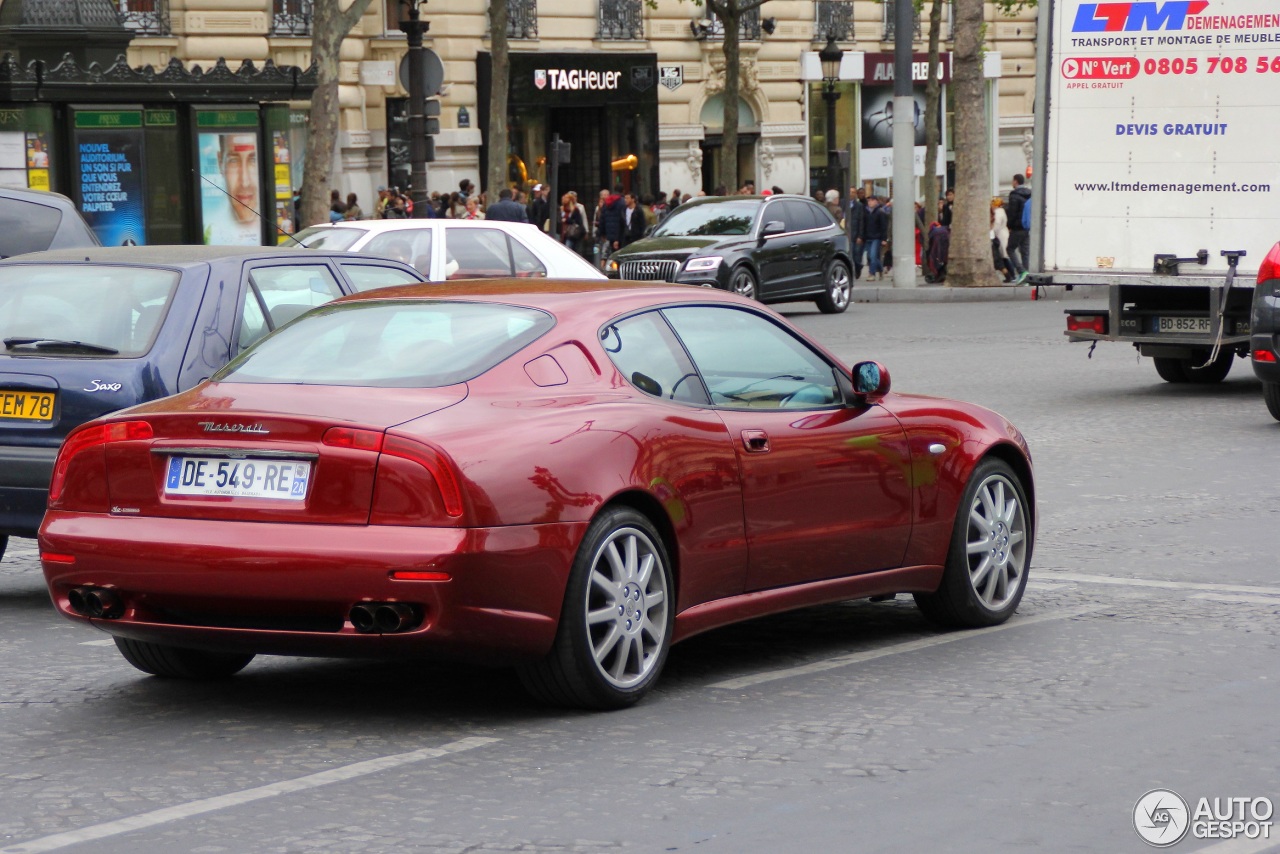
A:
[1072,0,1208,31]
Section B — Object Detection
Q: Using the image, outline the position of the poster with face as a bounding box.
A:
[199,131,263,246]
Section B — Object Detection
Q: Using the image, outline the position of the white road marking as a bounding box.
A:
[1191,593,1280,606]
[0,737,499,854]
[710,608,1095,690]
[1041,571,1280,598]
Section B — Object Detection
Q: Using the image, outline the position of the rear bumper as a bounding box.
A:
[39,513,586,663]
[0,445,56,537]
[1251,333,1280,383]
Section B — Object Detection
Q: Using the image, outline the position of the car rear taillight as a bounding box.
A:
[1254,349,1278,363]
[1257,241,1280,285]
[49,420,153,507]
[371,434,464,525]
[323,426,384,451]
[1066,314,1107,335]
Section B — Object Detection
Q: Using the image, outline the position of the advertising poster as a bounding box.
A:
[198,125,263,246]
[26,132,50,191]
[858,53,948,181]
[73,111,147,246]
[1045,0,1280,273]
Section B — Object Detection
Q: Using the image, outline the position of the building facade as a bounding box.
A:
[0,0,1038,241]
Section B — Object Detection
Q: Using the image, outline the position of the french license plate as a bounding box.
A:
[164,456,311,501]
[1155,316,1212,333]
[0,390,55,421]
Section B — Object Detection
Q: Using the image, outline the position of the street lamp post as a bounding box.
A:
[399,0,430,218]
[819,34,844,195]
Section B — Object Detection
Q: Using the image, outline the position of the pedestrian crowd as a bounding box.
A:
[309,173,1032,281]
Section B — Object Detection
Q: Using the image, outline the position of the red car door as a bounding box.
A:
[661,304,913,592]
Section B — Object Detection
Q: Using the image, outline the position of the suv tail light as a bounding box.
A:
[1066,314,1107,335]
[49,420,153,508]
[1257,241,1280,285]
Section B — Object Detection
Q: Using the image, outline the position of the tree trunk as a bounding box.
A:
[487,0,510,198]
[717,5,741,194]
[948,0,1000,286]
[300,0,373,232]
[921,0,944,246]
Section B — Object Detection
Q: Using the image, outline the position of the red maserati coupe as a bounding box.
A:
[40,280,1034,709]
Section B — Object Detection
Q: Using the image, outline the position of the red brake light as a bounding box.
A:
[49,420,152,505]
[1257,241,1280,285]
[1254,349,1278,363]
[323,427,384,451]
[1066,314,1107,334]
[380,435,463,517]
[390,570,452,581]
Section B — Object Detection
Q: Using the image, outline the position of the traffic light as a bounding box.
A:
[424,98,440,163]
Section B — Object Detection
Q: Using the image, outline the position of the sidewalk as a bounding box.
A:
[850,271,1099,303]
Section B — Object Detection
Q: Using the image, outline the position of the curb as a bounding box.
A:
[850,283,1099,303]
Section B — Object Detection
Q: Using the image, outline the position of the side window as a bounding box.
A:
[803,202,835,229]
[363,230,433,278]
[238,288,269,350]
[663,306,840,409]
[778,201,811,233]
[600,311,709,405]
[508,236,547,278]
[248,264,344,328]
[0,199,62,258]
[340,263,423,292]
[445,229,513,279]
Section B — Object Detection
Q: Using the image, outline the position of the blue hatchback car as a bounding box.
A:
[0,245,426,560]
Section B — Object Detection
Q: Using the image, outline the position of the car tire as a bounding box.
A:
[1182,351,1233,384]
[518,507,674,710]
[816,261,852,314]
[0,535,6,563]
[1153,357,1188,383]
[914,458,1032,629]
[114,637,254,679]
[1264,382,1280,421]
[729,266,758,301]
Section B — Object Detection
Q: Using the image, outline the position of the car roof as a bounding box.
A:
[336,278,754,318]
[303,220,541,233]
[1,245,406,268]
[0,186,80,207]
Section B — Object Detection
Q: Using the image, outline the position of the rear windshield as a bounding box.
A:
[0,264,180,357]
[293,226,363,251]
[215,300,555,388]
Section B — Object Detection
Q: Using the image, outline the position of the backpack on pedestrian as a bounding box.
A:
[1021,194,1032,231]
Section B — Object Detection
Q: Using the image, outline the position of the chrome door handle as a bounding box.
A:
[741,429,770,453]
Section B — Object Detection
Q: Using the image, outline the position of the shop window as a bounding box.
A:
[598,0,643,40]
[272,0,313,36]
[116,0,170,35]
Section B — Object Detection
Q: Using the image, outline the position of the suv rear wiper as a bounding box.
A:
[4,337,120,355]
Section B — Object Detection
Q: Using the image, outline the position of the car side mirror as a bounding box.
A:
[851,360,891,400]
[760,220,786,242]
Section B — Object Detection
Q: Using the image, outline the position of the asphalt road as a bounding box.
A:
[2,295,1277,854]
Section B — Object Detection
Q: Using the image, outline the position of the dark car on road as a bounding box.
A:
[0,187,100,259]
[0,246,425,560]
[607,195,855,314]
[1252,241,1280,419]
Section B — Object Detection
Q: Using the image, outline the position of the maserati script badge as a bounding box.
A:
[198,421,270,435]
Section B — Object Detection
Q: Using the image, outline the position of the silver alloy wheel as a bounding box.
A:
[964,473,1028,610]
[731,268,756,300]
[584,526,669,690]
[827,264,851,309]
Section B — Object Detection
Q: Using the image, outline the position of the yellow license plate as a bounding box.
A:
[0,390,55,421]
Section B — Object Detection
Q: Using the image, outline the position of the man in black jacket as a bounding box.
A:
[621,193,647,246]
[1006,174,1032,283]
[844,187,867,280]
[527,184,550,232]
[485,188,528,223]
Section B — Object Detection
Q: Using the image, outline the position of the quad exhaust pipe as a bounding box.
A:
[67,586,124,619]
[349,602,420,634]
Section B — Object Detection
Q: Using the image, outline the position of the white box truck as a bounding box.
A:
[1030,0,1280,382]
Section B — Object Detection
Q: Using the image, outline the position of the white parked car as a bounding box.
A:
[292,220,606,283]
